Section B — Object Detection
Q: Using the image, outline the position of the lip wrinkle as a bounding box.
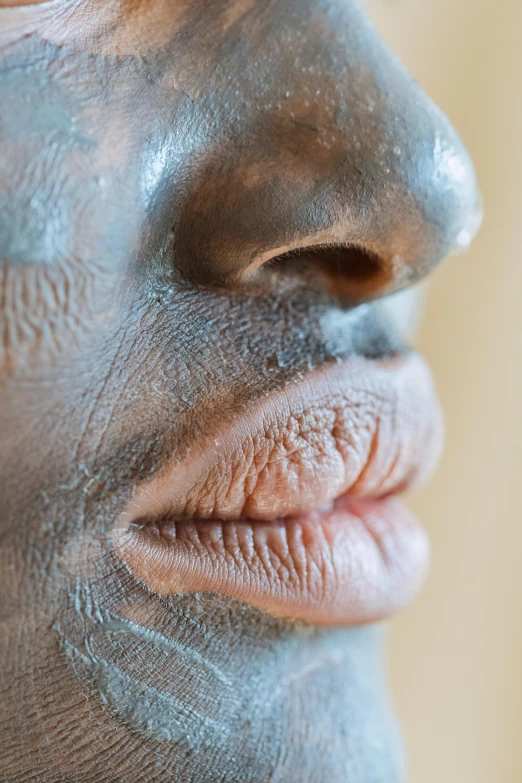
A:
[114,353,441,625]
[115,497,431,626]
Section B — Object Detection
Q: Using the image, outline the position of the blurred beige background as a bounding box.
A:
[367,0,522,781]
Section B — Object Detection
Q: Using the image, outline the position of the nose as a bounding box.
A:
[176,0,482,302]
[313,7,483,302]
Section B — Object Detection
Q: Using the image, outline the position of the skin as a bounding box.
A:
[0,1,481,781]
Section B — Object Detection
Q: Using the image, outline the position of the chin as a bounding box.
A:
[55,551,406,783]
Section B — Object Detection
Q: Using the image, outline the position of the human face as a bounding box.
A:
[0,1,481,780]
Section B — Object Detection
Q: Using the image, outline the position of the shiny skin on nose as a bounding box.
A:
[175,0,482,302]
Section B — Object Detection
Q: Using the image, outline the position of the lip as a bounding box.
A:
[115,352,443,626]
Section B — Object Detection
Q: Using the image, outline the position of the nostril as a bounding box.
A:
[268,244,396,303]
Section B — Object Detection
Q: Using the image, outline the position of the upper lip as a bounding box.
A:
[120,351,443,528]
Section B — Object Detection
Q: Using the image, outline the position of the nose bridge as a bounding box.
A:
[315,2,481,285]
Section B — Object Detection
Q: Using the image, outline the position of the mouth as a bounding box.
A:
[115,352,443,626]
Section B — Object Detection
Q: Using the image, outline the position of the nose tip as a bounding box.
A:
[340,82,483,302]
[319,8,484,303]
[453,191,484,255]
[311,117,483,305]
[425,121,483,258]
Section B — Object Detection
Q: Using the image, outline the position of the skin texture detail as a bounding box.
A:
[0,1,481,780]
[51,556,405,782]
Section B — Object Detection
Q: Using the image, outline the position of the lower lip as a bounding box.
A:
[115,494,430,626]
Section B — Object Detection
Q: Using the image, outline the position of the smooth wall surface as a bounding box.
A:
[367,1,522,781]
